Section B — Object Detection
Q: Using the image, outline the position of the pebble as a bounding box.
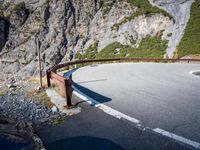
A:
[0,93,66,125]
[51,106,58,112]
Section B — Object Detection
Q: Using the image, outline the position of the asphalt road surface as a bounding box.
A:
[71,63,200,145]
[36,95,195,150]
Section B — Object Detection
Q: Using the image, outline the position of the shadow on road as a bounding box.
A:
[47,136,124,150]
[64,68,112,105]
[72,82,111,104]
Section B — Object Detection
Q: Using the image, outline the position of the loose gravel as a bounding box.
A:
[0,92,66,125]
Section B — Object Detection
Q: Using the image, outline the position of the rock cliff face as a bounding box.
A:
[0,0,194,80]
[149,0,194,58]
[0,0,101,79]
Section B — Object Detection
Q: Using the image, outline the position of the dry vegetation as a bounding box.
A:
[0,76,54,109]
[25,77,54,109]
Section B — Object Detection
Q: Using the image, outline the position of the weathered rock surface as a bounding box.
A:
[149,0,194,58]
[0,0,100,80]
[0,0,194,80]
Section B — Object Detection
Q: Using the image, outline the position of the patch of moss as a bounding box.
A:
[112,0,172,30]
[177,0,200,58]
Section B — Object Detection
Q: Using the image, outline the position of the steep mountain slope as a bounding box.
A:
[0,0,101,79]
[149,0,194,58]
[177,0,200,58]
[0,0,196,80]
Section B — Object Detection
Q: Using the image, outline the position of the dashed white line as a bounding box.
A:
[73,86,200,149]
[154,128,200,149]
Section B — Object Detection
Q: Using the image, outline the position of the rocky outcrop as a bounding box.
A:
[0,0,193,80]
[0,0,100,80]
[85,10,172,51]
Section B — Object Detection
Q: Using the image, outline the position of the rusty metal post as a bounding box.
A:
[46,70,51,87]
[64,79,72,107]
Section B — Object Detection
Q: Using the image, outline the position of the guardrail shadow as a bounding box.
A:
[64,69,112,105]
[72,82,111,105]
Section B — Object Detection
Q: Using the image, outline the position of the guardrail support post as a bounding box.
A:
[46,70,51,87]
[64,79,72,107]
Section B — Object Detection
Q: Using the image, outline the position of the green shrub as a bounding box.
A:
[96,42,119,58]
[77,35,168,59]
[77,45,98,60]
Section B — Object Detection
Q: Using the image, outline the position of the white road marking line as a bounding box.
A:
[72,85,200,149]
[154,128,200,149]
[73,86,140,124]
[95,104,140,124]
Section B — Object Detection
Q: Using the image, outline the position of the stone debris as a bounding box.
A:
[0,93,66,125]
[51,105,59,112]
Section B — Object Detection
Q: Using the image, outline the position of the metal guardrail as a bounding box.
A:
[46,58,200,108]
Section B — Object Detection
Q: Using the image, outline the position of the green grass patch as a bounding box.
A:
[177,0,200,57]
[111,0,172,30]
[76,43,98,60]
[77,35,167,59]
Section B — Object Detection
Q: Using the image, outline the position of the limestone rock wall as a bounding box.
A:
[0,0,193,80]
